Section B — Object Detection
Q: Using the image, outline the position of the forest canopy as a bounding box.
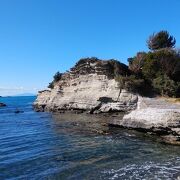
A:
[126,31,180,97]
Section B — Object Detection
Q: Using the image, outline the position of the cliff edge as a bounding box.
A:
[34,58,180,145]
[34,58,138,113]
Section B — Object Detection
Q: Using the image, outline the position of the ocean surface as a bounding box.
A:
[0,96,180,180]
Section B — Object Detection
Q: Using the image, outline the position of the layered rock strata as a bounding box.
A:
[110,97,180,145]
[34,59,137,113]
[34,58,180,145]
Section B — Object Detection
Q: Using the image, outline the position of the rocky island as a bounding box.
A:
[34,31,180,145]
[34,58,138,113]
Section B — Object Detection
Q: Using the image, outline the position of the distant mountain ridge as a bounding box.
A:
[14,93,36,97]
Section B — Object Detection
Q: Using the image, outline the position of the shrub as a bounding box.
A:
[48,82,54,89]
[53,72,62,82]
[128,48,180,97]
[116,75,145,94]
[153,74,179,97]
[141,54,160,80]
[129,49,180,80]
[107,59,130,77]
[128,52,147,74]
[48,71,62,89]
[75,57,100,68]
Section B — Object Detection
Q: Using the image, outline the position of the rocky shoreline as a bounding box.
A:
[34,59,180,145]
[109,97,180,145]
[34,59,137,113]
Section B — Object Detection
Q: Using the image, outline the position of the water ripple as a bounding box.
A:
[0,96,180,180]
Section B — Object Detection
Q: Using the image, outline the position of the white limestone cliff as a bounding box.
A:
[34,59,138,113]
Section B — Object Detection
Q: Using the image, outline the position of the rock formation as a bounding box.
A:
[34,58,180,145]
[110,97,180,145]
[34,58,137,113]
[0,102,6,107]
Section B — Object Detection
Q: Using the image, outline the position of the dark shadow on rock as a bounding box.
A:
[98,97,115,103]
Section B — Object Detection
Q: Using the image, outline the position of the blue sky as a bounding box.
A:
[0,0,180,96]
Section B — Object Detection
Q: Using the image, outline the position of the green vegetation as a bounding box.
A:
[147,30,176,50]
[116,75,145,94]
[122,30,180,97]
[152,74,180,97]
[47,30,180,98]
[48,81,54,89]
[53,72,62,82]
[48,71,62,89]
[76,57,130,78]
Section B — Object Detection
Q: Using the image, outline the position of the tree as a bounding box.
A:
[126,30,180,97]
[153,74,179,97]
[53,72,62,82]
[48,71,62,89]
[128,52,147,74]
[172,61,180,81]
[116,75,145,95]
[147,30,176,50]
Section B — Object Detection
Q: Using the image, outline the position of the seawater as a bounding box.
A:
[0,96,180,180]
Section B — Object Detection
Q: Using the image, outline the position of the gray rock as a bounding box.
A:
[110,97,180,145]
[34,60,138,113]
[0,103,6,107]
[34,59,180,145]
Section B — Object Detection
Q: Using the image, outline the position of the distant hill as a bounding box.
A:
[15,93,36,97]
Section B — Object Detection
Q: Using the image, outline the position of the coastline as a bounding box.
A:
[33,59,180,145]
[34,95,180,145]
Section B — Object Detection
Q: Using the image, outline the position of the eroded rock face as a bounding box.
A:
[110,97,180,145]
[34,58,180,145]
[34,59,137,113]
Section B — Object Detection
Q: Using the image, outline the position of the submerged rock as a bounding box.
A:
[14,110,24,114]
[0,103,6,107]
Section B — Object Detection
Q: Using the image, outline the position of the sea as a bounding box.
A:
[0,96,180,180]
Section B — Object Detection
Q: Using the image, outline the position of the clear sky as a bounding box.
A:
[0,0,180,96]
